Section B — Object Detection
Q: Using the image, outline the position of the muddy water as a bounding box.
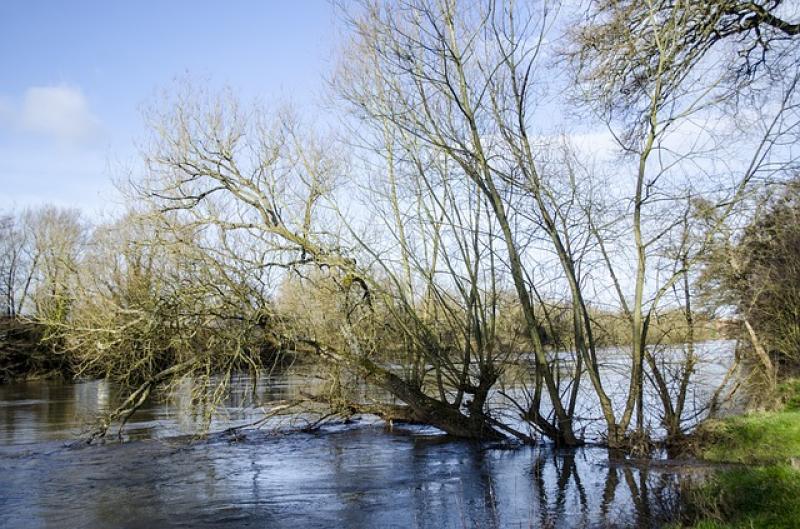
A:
[0,374,701,529]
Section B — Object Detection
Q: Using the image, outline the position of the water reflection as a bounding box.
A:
[0,373,308,445]
[0,376,691,528]
[0,340,735,446]
[0,427,685,528]
[527,340,736,441]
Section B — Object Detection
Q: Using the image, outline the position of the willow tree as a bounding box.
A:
[570,0,800,440]
[115,84,527,441]
[0,208,74,380]
[337,103,538,440]
[331,0,799,446]
[334,0,629,445]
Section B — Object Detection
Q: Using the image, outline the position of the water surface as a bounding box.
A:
[0,374,703,529]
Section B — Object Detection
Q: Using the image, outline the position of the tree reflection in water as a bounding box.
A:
[1,379,689,529]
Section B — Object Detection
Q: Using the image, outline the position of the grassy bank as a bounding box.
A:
[676,381,800,529]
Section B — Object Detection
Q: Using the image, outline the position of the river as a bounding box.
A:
[0,343,734,528]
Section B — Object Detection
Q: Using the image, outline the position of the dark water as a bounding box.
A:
[0,377,701,529]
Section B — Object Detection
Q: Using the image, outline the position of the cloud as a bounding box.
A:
[568,129,619,160]
[18,85,100,144]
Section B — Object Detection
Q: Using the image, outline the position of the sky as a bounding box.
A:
[0,1,338,215]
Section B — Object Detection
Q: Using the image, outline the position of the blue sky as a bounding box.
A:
[0,1,337,214]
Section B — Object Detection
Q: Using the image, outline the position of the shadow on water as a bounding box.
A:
[0,378,689,529]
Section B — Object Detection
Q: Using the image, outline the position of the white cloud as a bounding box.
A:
[568,129,619,160]
[18,85,100,144]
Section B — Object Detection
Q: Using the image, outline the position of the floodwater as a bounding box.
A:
[0,344,733,529]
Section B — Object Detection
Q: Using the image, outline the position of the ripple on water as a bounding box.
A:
[0,377,699,528]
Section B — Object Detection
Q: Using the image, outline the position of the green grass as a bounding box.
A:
[680,465,800,529]
[778,379,800,411]
[677,379,800,528]
[697,410,800,465]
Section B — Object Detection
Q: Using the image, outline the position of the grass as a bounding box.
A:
[778,378,800,411]
[680,465,800,529]
[676,379,800,529]
[696,410,800,465]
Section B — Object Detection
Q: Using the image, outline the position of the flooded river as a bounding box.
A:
[0,366,719,529]
[1,341,736,529]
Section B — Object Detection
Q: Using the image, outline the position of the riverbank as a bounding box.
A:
[0,317,71,383]
[675,380,800,529]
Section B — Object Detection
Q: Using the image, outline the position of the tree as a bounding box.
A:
[24,206,85,331]
[0,210,36,318]
[124,86,523,440]
[700,179,800,397]
[735,182,800,370]
[570,0,800,443]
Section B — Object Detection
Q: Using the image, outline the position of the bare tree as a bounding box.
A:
[570,0,800,443]
[0,211,37,318]
[122,85,523,440]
